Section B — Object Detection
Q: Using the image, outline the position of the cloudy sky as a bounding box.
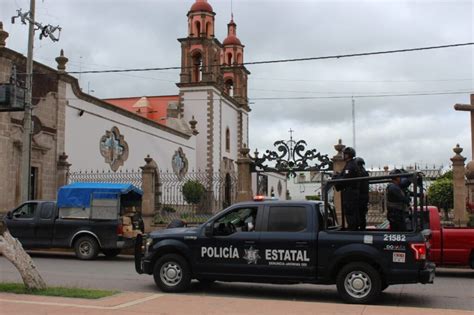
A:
[1,0,473,170]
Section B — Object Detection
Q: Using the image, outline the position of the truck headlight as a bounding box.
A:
[145,238,153,254]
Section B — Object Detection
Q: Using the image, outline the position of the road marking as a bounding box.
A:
[0,293,165,310]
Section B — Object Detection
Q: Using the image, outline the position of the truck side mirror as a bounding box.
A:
[6,211,12,219]
[204,223,214,237]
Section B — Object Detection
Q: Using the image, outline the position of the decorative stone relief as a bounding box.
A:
[99,126,129,172]
[172,147,188,180]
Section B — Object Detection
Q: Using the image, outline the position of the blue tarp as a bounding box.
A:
[57,182,143,208]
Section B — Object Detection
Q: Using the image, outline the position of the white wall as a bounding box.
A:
[65,84,196,172]
[251,172,288,200]
[219,94,240,165]
[180,88,209,171]
[181,86,247,173]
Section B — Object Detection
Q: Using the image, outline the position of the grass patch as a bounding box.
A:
[0,282,119,299]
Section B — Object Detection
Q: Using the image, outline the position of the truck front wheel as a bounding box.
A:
[336,262,382,304]
[74,235,99,260]
[153,254,191,292]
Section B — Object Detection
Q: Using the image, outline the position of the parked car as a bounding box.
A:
[427,206,474,268]
[4,182,144,260]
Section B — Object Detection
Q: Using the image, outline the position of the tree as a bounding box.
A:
[182,180,205,205]
[427,176,454,221]
[0,220,46,290]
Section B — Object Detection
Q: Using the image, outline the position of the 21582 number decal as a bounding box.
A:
[383,234,406,242]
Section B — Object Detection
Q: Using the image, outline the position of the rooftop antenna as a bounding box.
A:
[231,0,233,20]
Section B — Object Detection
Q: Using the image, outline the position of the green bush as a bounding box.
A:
[427,175,453,221]
[182,180,205,204]
[305,195,321,201]
[162,206,176,213]
[153,214,170,225]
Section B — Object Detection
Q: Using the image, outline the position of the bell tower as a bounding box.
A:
[221,15,250,109]
[178,0,223,88]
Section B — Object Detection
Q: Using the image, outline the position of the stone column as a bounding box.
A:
[0,22,9,48]
[465,159,474,226]
[236,146,253,202]
[140,155,157,232]
[451,144,467,226]
[56,152,71,191]
[331,139,346,223]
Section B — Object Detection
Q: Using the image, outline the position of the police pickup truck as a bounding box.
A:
[135,173,434,304]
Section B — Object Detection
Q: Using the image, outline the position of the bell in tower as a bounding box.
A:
[178,0,223,87]
[221,14,250,108]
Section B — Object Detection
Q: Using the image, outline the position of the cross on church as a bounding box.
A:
[454,94,474,158]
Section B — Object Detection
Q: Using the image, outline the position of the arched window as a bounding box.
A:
[225,128,230,152]
[206,22,212,37]
[195,21,201,37]
[227,52,233,65]
[224,79,233,97]
[192,52,202,82]
[237,53,242,64]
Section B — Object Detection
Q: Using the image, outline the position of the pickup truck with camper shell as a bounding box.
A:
[135,172,435,304]
[4,182,144,260]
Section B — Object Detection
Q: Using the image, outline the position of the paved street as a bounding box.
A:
[1,251,473,311]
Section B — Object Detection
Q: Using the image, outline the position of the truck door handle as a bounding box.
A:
[245,241,255,245]
[296,241,308,246]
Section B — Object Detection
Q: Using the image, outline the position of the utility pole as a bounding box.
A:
[12,2,61,202]
[352,97,356,151]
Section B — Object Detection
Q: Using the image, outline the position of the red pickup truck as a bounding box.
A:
[427,206,474,268]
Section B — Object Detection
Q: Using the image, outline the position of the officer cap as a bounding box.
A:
[343,147,356,158]
[389,169,403,175]
[354,157,365,166]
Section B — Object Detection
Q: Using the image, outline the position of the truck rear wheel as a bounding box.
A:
[74,235,99,260]
[336,262,382,304]
[153,254,191,292]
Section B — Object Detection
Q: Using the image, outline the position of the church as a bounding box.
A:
[0,0,287,213]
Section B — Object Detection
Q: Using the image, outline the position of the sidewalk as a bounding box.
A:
[0,291,472,315]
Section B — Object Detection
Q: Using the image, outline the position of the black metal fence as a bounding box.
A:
[68,169,237,224]
[68,169,143,188]
[156,171,237,224]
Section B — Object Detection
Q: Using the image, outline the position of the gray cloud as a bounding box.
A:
[1,0,472,168]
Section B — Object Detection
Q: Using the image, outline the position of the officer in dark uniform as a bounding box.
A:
[386,169,411,231]
[355,157,369,230]
[335,147,361,230]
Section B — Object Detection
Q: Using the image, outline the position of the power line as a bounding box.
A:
[247,91,472,101]
[249,87,473,95]
[49,90,471,103]
[65,42,474,75]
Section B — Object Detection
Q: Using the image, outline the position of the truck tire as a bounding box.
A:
[74,235,99,260]
[102,249,121,258]
[153,254,191,292]
[336,262,382,304]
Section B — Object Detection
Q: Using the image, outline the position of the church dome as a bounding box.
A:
[190,0,213,13]
[223,35,242,46]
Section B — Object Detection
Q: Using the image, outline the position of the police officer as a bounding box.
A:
[386,169,411,231]
[335,147,361,230]
[355,157,369,230]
